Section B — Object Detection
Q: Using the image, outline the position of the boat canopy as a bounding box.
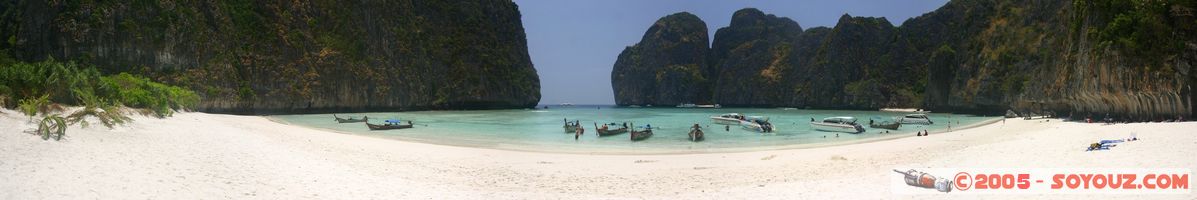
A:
[746,116,769,121]
[822,117,857,123]
[385,119,402,124]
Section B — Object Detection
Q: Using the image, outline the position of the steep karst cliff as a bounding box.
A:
[611,12,710,106]
[612,0,1196,119]
[0,0,540,114]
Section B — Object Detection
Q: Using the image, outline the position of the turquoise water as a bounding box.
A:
[270,106,998,153]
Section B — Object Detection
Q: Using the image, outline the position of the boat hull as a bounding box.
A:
[596,128,628,136]
[710,117,742,125]
[366,123,413,130]
[689,129,704,142]
[811,122,863,133]
[897,118,933,125]
[630,130,653,141]
[334,115,367,123]
[869,122,901,130]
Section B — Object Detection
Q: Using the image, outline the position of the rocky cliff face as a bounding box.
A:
[612,0,1196,119]
[709,8,803,107]
[611,12,710,106]
[0,0,540,114]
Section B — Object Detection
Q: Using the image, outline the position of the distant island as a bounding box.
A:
[612,0,1196,121]
[0,0,540,114]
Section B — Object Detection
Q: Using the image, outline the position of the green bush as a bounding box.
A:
[0,58,101,105]
[17,94,49,118]
[66,90,130,129]
[1,59,199,119]
[100,73,199,117]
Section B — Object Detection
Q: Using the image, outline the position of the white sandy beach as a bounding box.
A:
[2,109,1195,199]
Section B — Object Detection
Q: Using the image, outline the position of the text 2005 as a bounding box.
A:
[969,174,1032,190]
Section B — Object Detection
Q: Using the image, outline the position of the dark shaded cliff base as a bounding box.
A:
[0,0,540,114]
[612,1,1196,120]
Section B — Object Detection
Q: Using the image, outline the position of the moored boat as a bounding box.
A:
[697,104,721,108]
[365,119,413,130]
[334,114,368,123]
[688,124,704,142]
[563,119,581,133]
[740,118,776,133]
[710,113,746,125]
[594,122,629,137]
[868,116,901,130]
[629,123,653,141]
[676,103,697,108]
[897,114,934,125]
[811,117,865,133]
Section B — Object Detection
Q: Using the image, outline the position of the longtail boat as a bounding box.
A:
[594,122,629,137]
[868,116,901,130]
[366,119,413,130]
[629,123,653,141]
[688,124,704,142]
[334,114,368,123]
[564,119,580,133]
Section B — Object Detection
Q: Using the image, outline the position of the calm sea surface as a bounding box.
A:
[270,106,998,154]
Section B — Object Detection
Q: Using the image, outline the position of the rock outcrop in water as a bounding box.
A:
[612,0,1197,120]
[0,0,540,114]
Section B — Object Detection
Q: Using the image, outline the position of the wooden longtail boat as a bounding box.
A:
[564,122,579,133]
[594,122,629,137]
[334,114,368,123]
[688,124,704,142]
[365,119,413,130]
[629,123,653,141]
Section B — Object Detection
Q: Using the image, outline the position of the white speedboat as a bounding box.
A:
[897,114,933,124]
[811,117,865,133]
[676,103,697,108]
[697,104,721,108]
[740,118,776,133]
[710,113,746,125]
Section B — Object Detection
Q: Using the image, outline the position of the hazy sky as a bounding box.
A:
[515,0,949,105]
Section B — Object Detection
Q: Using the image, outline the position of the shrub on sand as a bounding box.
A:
[37,114,67,141]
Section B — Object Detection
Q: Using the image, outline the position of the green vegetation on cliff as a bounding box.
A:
[613,0,1196,119]
[0,0,540,114]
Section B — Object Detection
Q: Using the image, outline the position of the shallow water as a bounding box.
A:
[271,106,998,153]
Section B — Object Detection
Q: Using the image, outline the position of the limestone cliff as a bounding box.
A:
[611,12,710,106]
[612,0,1196,119]
[0,0,541,114]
